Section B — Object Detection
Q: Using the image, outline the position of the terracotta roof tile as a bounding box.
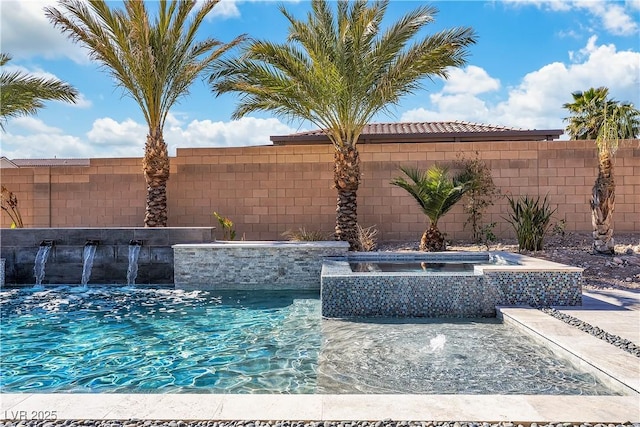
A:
[7,158,90,168]
[284,121,525,137]
[272,121,562,144]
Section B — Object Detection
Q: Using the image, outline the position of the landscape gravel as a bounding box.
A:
[540,307,640,357]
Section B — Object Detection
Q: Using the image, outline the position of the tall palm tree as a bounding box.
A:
[590,102,640,254]
[0,53,78,131]
[210,0,476,249]
[563,87,610,140]
[563,87,640,254]
[46,0,244,227]
[391,165,472,251]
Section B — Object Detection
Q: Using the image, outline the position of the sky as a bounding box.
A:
[0,0,639,159]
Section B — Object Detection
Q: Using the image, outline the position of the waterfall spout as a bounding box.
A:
[127,240,142,285]
[33,240,54,289]
[81,241,99,287]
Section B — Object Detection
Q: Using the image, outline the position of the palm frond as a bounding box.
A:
[211,0,476,149]
[0,53,78,129]
[391,164,472,226]
[45,0,245,131]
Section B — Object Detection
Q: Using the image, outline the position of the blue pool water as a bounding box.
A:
[0,286,616,395]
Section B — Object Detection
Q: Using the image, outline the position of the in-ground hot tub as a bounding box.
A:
[321,251,583,318]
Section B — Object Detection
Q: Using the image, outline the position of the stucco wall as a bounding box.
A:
[1,139,638,242]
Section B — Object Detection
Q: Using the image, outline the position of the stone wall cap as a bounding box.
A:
[173,240,350,249]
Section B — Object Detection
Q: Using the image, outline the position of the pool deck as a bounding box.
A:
[2,288,639,423]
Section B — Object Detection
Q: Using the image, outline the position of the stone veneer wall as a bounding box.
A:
[173,241,349,290]
[321,252,583,318]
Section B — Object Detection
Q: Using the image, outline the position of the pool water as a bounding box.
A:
[350,261,476,273]
[0,287,616,395]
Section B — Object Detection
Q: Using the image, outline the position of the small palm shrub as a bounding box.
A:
[391,165,473,251]
[504,194,556,251]
[282,228,329,241]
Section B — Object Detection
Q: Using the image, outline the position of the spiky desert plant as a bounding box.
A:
[504,194,556,252]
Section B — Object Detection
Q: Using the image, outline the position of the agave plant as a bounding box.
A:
[504,194,556,252]
[391,165,472,251]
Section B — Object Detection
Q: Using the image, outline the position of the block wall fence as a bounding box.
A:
[1,139,638,242]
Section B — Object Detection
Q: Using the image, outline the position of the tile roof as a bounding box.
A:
[271,120,563,145]
[1,158,90,168]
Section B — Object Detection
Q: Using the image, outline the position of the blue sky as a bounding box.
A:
[1,0,639,159]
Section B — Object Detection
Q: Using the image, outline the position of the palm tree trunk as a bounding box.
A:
[334,145,360,250]
[591,149,615,254]
[142,127,170,227]
[420,223,445,252]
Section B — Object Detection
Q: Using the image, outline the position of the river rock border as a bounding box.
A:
[541,307,640,357]
[1,420,638,427]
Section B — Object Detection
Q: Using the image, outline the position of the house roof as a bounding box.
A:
[271,121,564,145]
[0,157,90,168]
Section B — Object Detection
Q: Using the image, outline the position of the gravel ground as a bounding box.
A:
[377,232,640,291]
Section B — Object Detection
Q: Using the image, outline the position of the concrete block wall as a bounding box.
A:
[1,139,638,242]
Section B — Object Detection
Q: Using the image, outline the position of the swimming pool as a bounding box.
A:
[0,286,616,395]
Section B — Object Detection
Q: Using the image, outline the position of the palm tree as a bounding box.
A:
[391,165,472,251]
[0,53,78,131]
[563,87,640,254]
[563,87,610,140]
[210,0,476,249]
[46,0,244,227]
[590,102,640,254]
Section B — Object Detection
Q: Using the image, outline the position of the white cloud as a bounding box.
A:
[2,115,298,159]
[442,66,501,95]
[0,1,88,63]
[165,116,297,152]
[578,1,639,36]
[0,122,93,159]
[9,116,63,134]
[87,118,147,147]
[206,0,241,18]
[502,0,639,36]
[401,38,640,131]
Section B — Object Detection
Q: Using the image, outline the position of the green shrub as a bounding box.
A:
[456,151,501,244]
[213,211,236,240]
[504,194,556,251]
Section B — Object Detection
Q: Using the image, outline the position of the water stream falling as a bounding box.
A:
[33,242,53,289]
[80,242,98,288]
[127,241,142,285]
